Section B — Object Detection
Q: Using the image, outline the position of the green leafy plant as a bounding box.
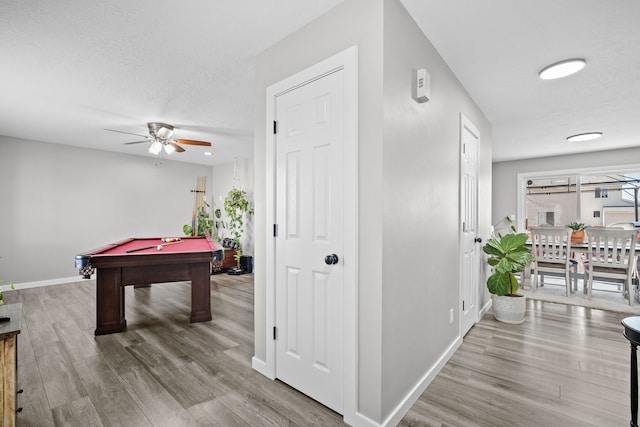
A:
[566,222,587,231]
[224,188,253,268]
[0,280,15,306]
[483,225,535,296]
[234,248,243,265]
[183,201,215,237]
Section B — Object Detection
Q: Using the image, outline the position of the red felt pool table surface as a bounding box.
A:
[87,236,216,255]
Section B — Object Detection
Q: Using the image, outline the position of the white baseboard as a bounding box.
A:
[252,356,274,379]
[252,336,462,427]
[479,298,492,319]
[379,336,463,427]
[348,411,382,427]
[11,276,87,290]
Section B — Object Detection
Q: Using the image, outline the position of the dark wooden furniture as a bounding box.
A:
[75,237,222,335]
[623,316,640,427]
[221,249,238,270]
[0,303,22,427]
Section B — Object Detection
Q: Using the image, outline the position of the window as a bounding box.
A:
[520,170,640,230]
[525,176,577,227]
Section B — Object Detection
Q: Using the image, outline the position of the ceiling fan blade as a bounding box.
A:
[104,128,149,138]
[175,139,211,147]
[168,141,186,152]
[123,140,150,145]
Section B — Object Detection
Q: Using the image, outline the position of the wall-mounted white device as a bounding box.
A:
[415,68,431,103]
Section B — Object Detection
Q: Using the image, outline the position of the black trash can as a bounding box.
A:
[240,255,253,273]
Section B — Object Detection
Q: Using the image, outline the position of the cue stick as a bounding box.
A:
[200,175,205,199]
[191,177,198,236]
[126,245,155,253]
[197,176,205,235]
[189,176,207,236]
[125,240,184,253]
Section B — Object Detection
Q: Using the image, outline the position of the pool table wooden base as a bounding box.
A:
[76,237,220,336]
[95,261,212,336]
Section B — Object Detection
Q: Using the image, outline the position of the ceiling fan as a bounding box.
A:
[105,122,212,155]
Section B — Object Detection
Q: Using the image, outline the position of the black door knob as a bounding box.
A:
[324,254,339,265]
[474,237,483,243]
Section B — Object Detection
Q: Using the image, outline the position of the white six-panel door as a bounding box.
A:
[460,115,480,336]
[274,69,344,413]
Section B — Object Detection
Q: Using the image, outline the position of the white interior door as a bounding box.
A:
[274,69,344,413]
[460,115,480,336]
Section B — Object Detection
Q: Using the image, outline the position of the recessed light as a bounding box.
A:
[204,152,212,156]
[539,58,586,80]
[566,132,602,142]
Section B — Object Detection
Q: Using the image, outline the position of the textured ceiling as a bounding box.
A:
[1,0,639,165]
[401,0,640,162]
[0,0,343,165]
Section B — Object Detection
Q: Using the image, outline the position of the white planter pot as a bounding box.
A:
[492,294,526,324]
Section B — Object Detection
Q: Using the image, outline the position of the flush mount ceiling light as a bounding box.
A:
[538,58,586,80]
[567,132,603,142]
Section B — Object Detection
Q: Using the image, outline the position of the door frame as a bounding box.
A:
[263,46,358,423]
[459,113,480,335]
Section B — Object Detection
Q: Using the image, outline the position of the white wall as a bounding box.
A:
[381,0,493,418]
[254,0,492,423]
[0,136,212,284]
[492,147,640,227]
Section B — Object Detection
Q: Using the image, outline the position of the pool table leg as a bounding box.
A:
[190,262,212,323]
[95,267,127,335]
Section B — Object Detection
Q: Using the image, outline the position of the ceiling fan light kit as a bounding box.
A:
[148,122,174,139]
[164,142,176,154]
[148,140,163,154]
[107,122,212,156]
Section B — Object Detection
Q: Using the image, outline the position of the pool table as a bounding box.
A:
[75,237,223,335]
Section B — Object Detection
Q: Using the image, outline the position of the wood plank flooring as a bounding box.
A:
[399,300,633,427]
[7,276,635,426]
[9,274,343,426]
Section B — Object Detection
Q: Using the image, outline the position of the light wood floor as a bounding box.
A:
[10,274,343,426]
[8,277,634,426]
[400,300,632,427]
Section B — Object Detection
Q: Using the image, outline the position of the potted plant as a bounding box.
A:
[0,280,15,306]
[566,222,587,243]
[224,187,253,274]
[183,201,215,237]
[483,222,535,324]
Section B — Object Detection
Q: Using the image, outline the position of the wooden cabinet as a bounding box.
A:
[221,249,238,269]
[212,249,238,273]
[0,303,21,427]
